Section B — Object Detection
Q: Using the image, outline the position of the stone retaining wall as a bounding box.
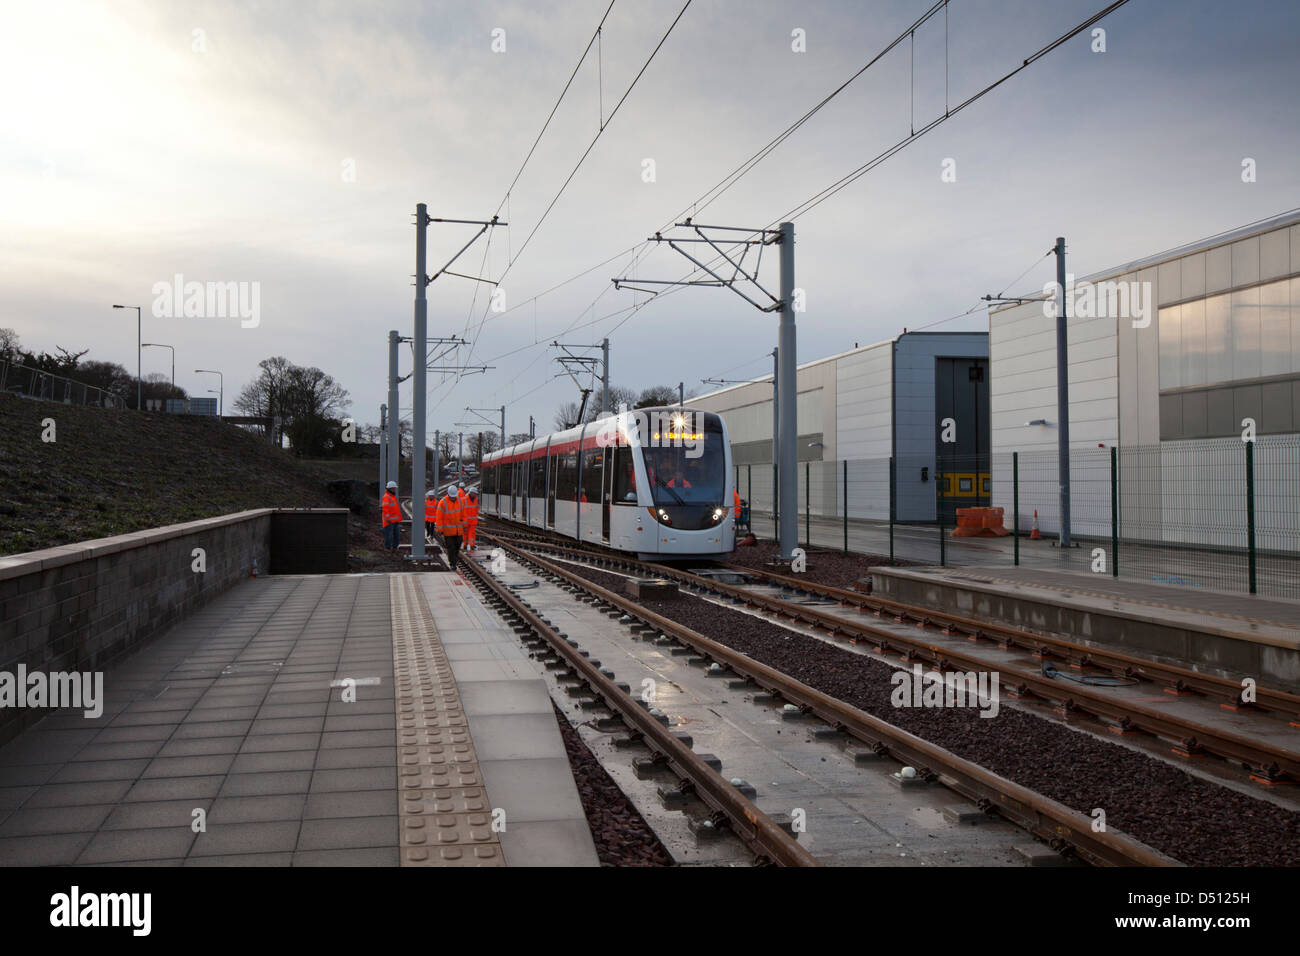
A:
[0,510,277,744]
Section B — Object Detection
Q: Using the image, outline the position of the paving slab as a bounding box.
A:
[0,569,600,867]
[415,574,598,867]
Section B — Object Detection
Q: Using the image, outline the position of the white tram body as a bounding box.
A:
[480,407,735,559]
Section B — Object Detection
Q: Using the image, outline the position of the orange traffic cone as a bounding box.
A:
[1030,510,1041,540]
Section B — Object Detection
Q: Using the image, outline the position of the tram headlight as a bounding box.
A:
[711,508,724,522]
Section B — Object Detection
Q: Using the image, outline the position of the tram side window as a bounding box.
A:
[556,452,578,500]
[612,446,637,504]
[530,456,547,496]
[548,453,559,497]
[580,450,603,503]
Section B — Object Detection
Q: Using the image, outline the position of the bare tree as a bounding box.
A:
[467,431,501,465]
[635,384,679,408]
[142,372,187,405]
[0,328,20,361]
[233,356,295,441]
[589,385,638,418]
[553,401,584,430]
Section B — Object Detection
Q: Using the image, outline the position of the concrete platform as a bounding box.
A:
[870,565,1300,690]
[0,571,598,867]
[411,574,598,867]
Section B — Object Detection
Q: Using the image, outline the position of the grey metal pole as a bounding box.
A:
[387,330,400,494]
[601,338,610,414]
[777,222,797,559]
[500,406,506,448]
[1013,451,1020,567]
[136,307,141,410]
[458,432,463,476]
[771,348,779,532]
[411,204,428,559]
[1055,236,1071,548]
[678,382,684,407]
[379,403,388,497]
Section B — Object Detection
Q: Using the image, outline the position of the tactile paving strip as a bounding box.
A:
[390,575,505,867]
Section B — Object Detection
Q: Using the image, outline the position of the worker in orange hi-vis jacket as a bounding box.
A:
[463,486,479,550]
[434,484,465,568]
[381,481,402,550]
[733,489,742,520]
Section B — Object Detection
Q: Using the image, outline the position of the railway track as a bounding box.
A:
[472,531,1180,867]
[483,524,1300,787]
[458,544,820,867]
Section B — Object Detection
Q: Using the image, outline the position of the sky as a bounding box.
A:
[3,0,1298,439]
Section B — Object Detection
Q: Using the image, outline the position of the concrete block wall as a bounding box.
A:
[0,510,274,744]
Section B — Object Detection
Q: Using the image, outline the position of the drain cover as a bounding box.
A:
[220,660,284,676]
[688,568,753,586]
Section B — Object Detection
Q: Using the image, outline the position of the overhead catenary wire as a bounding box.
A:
[773,0,1133,225]
[460,0,694,371]
[492,0,618,222]
[455,0,1133,419]
[455,0,948,372]
[657,0,950,232]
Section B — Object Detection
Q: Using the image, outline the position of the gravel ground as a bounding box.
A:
[725,540,917,589]
[558,559,1300,866]
[551,701,673,866]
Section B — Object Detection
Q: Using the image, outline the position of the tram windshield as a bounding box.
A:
[645,431,725,507]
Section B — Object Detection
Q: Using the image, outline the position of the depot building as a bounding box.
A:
[691,330,990,522]
[988,209,1300,544]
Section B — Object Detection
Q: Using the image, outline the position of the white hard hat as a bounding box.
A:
[457,481,465,488]
[426,489,436,498]
[449,485,459,497]
[386,481,397,489]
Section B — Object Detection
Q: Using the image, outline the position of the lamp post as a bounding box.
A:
[143,343,174,394]
[195,369,223,416]
[112,304,142,409]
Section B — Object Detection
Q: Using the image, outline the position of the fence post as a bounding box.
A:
[938,469,946,567]
[1110,446,1119,578]
[842,459,848,553]
[1246,440,1256,595]
[773,463,778,533]
[1013,452,1020,567]
[804,460,810,549]
[746,464,752,524]
[889,456,896,565]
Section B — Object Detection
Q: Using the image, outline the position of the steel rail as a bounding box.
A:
[458,551,820,867]
[487,536,1180,867]
[486,523,1300,719]
[734,563,1300,719]
[484,529,1300,785]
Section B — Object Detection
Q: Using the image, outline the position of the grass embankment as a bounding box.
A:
[0,393,407,571]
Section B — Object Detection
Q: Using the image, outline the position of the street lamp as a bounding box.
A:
[143,343,174,394]
[112,304,142,409]
[195,369,223,416]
